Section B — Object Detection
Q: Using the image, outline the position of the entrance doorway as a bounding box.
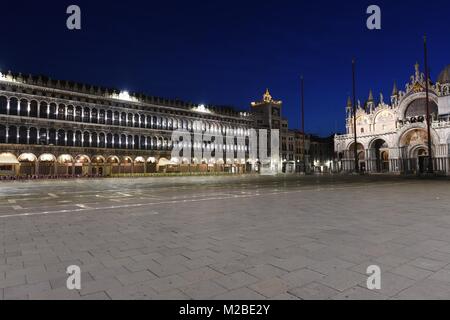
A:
[418,148,428,173]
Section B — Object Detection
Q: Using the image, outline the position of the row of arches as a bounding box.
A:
[0,96,250,136]
[0,125,171,151]
[0,152,251,177]
[0,125,250,152]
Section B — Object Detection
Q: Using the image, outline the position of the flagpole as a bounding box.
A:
[352,58,359,173]
[301,75,306,173]
[423,35,434,173]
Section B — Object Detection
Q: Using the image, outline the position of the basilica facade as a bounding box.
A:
[335,63,450,175]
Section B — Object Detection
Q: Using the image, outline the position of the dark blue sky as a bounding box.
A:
[2,0,450,136]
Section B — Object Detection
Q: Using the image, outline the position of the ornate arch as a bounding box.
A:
[397,92,439,121]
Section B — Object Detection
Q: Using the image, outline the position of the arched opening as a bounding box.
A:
[92,156,105,176]
[29,100,38,118]
[49,103,57,120]
[29,127,38,145]
[0,125,5,143]
[91,132,98,148]
[127,113,133,127]
[38,153,56,176]
[8,126,17,144]
[58,104,65,120]
[83,132,90,147]
[57,129,65,146]
[57,154,74,176]
[0,96,7,114]
[371,139,389,173]
[18,153,37,176]
[133,156,145,174]
[400,128,434,174]
[348,142,365,172]
[20,99,28,117]
[99,133,106,148]
[107,156,120,175]
[74,155,90,176]
[39,102,48,118]
[9,97,18,115]
[19,126,27,144]
[91,108,98,124]
[0,152,18,175]
[83,107,90,123]
[48,128,56,145]
[120,156,133,174]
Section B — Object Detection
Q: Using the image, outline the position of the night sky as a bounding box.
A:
[2,0,450,136]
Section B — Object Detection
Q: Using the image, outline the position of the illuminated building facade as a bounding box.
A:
[0,70,255,177]
[0,68,311,178]
[335,63,450,175]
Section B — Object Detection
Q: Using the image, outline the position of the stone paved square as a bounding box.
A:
[1,174,450,299]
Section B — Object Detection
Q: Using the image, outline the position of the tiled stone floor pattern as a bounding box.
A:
[1,175,450,299]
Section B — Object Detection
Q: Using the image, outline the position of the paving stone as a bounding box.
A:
[288,282,340,300]
[248,277,289,298]
[316,269,366,292]
[213,287,266,300]
[213,272,259,291]
[180,280,228,299]
[281,268,325,288]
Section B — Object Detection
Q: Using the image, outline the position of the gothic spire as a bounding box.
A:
[368,89,374,101]
[392,81,398,96]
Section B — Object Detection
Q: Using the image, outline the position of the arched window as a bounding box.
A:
[49,103,57,120]
[0,125,6,143]
[20,99,28,117]
[29,127,38,145]
[91,132,98,148]
[127,135,133,149]
[140,135,146,150]
[127,113,133,127]
[0,96,7,114]
[75,131,82,147]
[120,134,126,149]
[146,136,152,150]
[106,110,113,125]
[140,115,145,128]
[39,129,47,145]
[106,133,113,148]
[67,130,74,146]
[19,127,27,144]
[66,105,74,121]
[113,111,119,126]
[113,134,119,148]
[48,129,56,145]
[91,108,98,124]
[134,135,139,150]
[30,100,38,118]
[57,130,65,146]
[152,116,157,129]
[8,97,18,116]
[39,102,48,118]
[99,110,105,124]
[146,115,152,129]
[8,126,17,144]
[83,107,90,123]
[83,132,90,147]
[58,104,65,120]
[120,112,126,126]
[75,106,82,122]
[99,133,105,148]
[134,114,140,128]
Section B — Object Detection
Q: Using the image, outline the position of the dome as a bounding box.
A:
[437,65,450,84]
